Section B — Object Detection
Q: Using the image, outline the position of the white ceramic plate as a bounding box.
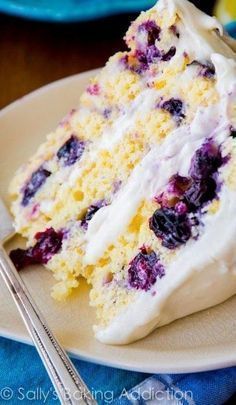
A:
[0,70,236,374]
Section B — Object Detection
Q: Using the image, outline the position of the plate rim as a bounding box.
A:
[1,329,236,374]
[0,71,235,374]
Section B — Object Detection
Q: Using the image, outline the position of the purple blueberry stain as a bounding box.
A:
[155,175,192,209]
[167,174,192,196]
[230,128,236,138]
[160,98,185,123]
[188,60,215,79]
[135,45,176,68]
[22,166,51,207]
[120,54,129,68]
[136,46,160,65]
[121,53,147,75]
[201,64,215,79]
[81,200,107,230]
[57,135,85,167]
[128,247,165,291]
[121,23,176,76]
[175,201,188,214]
[138,21,161,45]
[59,108,76,127]
[161,46,176,62]
[29,203,40,219]
[112,180,122,194]
[86,83,100,96]
[169,25,180,38]
[103,108,112,119]
[10,227,63,270]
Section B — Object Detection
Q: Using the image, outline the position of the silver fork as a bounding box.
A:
[0,199,97,405]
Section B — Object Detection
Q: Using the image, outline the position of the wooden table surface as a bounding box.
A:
[0,13,135,109]
[0,1,215,110]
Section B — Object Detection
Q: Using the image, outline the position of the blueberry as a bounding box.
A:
[22,167,51,206]
[135,45,176,66]
[149,207,192,249]
[128,247,165,291]
[230,129,236,139]
[189,140,223,180]
[123,41,175,75]
[131,49,154,73]
[160,98,185,122]
[201,64,215,79]
[156,175,191,208]
[150,141,225,249]
[167,174,192,195]
[81,200,106,230]
[145,46,161,64]
[161,46,176,61]
[57,135,85,166]
[138,21,161,45]
[10,228,63,270]
[183,177,217,212]
[134,50,149,70]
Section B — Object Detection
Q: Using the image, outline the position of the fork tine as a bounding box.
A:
[0,199,14,243]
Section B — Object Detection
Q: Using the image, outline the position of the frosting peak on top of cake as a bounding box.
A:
[157,0,223,33]
[156,0,231,57]
[153,0,236,73]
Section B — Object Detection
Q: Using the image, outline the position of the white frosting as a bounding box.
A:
[85,107,223,264]
[213,53,236,95]
[157,0,234,59]
[95,185,236,344]
[40,200,55,214]
[87,0,236,343]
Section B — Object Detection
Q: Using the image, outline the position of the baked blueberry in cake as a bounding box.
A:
[9,0,236,344]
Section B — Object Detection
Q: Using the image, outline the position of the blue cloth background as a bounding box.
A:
[0,336,148,404]
[0,336,235,404]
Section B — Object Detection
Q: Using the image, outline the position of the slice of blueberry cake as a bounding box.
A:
[9,0,236,344]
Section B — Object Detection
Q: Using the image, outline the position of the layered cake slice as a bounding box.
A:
[9,0,236,344]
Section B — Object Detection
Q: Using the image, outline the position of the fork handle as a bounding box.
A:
[0,245,96,405]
